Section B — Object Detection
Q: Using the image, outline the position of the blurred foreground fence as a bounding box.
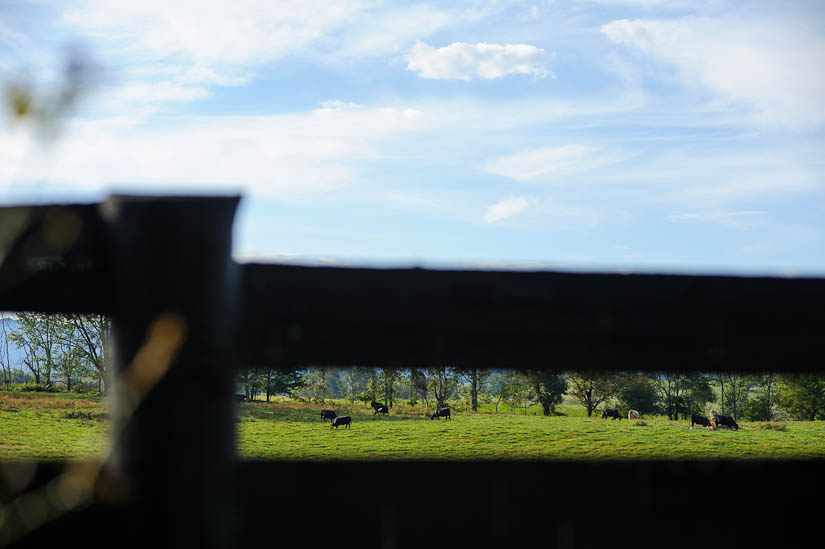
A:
[1,196,824,548]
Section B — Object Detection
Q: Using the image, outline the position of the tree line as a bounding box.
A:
[0,312,110,394]
[2,313,824,421]
[236,366,825,422]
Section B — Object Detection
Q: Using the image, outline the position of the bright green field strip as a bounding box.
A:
[0,409,108,460]
[3,394,825,461]
[235,405,825,461]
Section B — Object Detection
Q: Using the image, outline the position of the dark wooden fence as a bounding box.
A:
[1,196,823,548]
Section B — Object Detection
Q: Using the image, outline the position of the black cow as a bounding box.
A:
[331,416,351,429]
[371,401,389,415]
[601,408,621,420]
[691,414,711,428]
[430,408,451,420]
[320,410,337,422]
[714,414,739,430]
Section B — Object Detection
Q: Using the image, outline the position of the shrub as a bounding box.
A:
[771,410,790,422]
[4,383,56,393]
[61,410,109,422]
[617,376,658,416]
[739,395,773,422]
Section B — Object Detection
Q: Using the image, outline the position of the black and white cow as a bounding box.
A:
[331,416,351,429]
[430,408,451,420]
[601,408,621,420]
[371,401,389,415]
[320,410,337,422]
[691,414,711,428]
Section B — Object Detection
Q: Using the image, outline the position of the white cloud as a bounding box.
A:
[666,210,765,229]
[1,101,430,197]
[64,0,363,66]
[602,15,825,129]
[406,41,552,80]
[483,197,529,224]
[334,5,451,59]
[107,81,209,105]
[485,145,598,182]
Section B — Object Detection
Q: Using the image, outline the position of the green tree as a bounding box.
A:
[506,374,532,414]
[63,314,110,394]
[343,367,369,404]
[566,371,625,417]
[654,372,713,420]
[486,370,515,413]
[427,366,458,409]
[380,367,401,408]
[777,374,825,420]
[457,367,491,413]
[9,312,61,388]
[304,367,330,402]
[368,369,380,403]
[616,375,658,416]
[740,372,779,421]
[526,370,566,416]
[716,372,753,420]
[0,312,12,386]
[261,368,305,401]
[411,368,430,409]
[236,369,265,400]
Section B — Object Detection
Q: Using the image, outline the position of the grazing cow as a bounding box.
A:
[691,414,711,428]
[331,416,351,429]
[320,410,337,422]
[601,408,621,420]
[371,401,389,415]
[430,408,451,420]
[714,414,739,430]
[628,409,640,420]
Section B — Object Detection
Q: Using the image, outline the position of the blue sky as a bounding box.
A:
[1,0,824,275]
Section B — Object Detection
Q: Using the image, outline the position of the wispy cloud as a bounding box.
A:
[666,210,765,229]
[602,14,825,129]
[2,101,430,196]
[106,81,209,105]
[406,41,553,80]
[483,197,529,224]
[484,145,598,182]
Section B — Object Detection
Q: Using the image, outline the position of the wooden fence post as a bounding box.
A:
[103,196,240,548]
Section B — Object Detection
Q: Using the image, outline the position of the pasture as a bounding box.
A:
[3,392,825,460]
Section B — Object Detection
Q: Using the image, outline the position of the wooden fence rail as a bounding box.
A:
[1,195,824,548]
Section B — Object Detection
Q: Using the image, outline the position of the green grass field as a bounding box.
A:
[3,392,825,460]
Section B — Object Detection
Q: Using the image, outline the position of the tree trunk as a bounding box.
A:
[471,368,479,412]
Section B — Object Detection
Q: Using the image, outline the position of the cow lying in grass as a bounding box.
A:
[371,401,389,415]
[430,408,451,420]
[691,414,711,428]
[602,408,621,420]
[320,410,337,422]
[628,409,640,420]
[331,416,351,429]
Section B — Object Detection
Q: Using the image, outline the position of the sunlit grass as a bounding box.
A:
[0,392,107,460]
[235,399,825,461]
[2,393,825,461]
